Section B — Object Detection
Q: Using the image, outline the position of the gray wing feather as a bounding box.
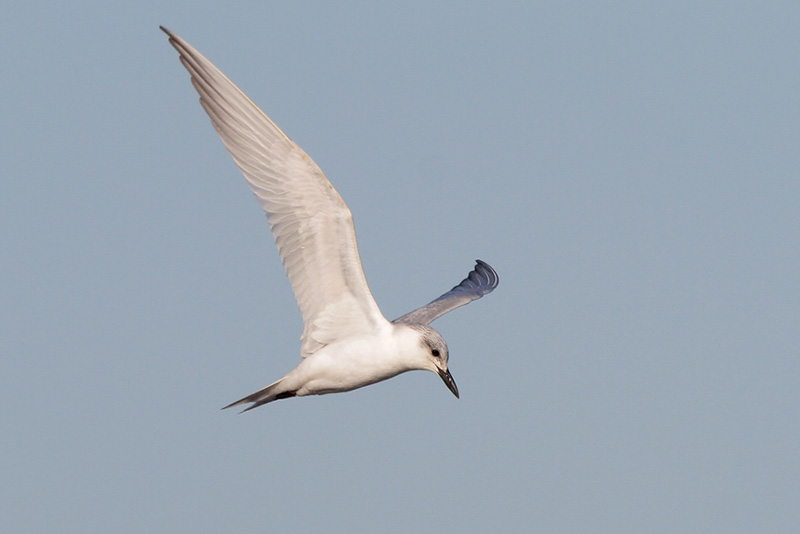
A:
[393,260,499,325]
[162,27,386,357]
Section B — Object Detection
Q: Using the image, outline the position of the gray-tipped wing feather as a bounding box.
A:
[161,27,386,358]
[393,260,498,325]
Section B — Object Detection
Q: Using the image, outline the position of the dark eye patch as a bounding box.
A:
[431,349,440,357]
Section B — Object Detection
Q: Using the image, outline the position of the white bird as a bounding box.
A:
[162,27,499,412]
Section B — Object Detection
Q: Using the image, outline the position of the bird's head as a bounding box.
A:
[407,324,458,399]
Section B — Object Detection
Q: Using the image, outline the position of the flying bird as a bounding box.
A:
[161,27,499,412]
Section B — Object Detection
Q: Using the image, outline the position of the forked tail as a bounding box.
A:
[222,378,296,413]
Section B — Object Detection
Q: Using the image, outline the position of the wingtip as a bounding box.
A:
[159,26,181,46]
[160,26,180,49]
[473,259,499,291]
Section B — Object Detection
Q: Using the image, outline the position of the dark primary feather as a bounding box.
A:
[393,260,499,325]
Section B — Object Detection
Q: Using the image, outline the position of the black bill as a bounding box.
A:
[438,367,459,398]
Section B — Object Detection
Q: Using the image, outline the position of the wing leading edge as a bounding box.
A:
[393,260,499,325]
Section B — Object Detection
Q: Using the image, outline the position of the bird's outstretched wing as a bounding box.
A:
[162,27,386,357]
[393,260,499,325]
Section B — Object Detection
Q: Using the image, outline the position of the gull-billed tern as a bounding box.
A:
[162,27,499,412]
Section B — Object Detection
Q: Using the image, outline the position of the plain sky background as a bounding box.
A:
[3,2,799,532]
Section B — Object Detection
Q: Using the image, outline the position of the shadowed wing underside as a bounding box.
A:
[393,260,499,325]
[162,27,385,357]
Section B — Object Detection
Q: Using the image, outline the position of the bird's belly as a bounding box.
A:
[294,343,406,395]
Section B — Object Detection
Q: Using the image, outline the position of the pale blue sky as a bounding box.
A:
[3,2,799,532]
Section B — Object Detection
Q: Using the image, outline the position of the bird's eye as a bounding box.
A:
[431,349,440,357]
